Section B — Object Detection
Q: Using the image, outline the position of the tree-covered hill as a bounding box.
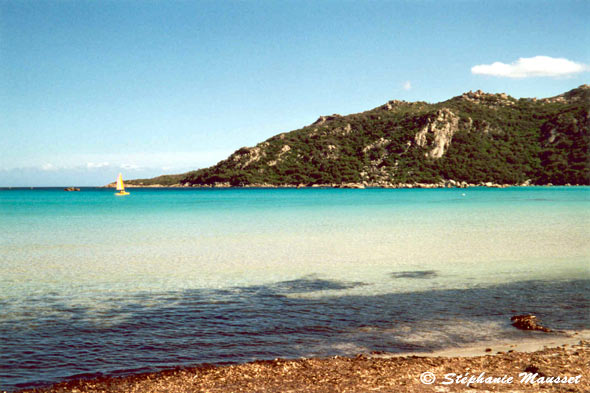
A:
[127,85,590,187]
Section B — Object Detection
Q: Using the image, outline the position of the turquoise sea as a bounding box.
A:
[1,187,589,391]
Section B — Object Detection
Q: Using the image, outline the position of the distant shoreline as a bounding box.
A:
[1,184,588,190]
[103,182,587,189]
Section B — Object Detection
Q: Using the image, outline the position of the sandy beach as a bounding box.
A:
[15,331,590,393]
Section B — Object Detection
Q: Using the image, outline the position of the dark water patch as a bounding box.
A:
[391,270,438,279]
[271,275,367,293]
[1,278,589,391]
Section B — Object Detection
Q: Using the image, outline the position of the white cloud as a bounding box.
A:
[86,162,110,169]
[41,163,56,171]
[121,163,141,170]
[403,81,412,90]
[471,56,589,78]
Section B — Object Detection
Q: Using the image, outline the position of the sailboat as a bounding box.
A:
[115,173,130,196]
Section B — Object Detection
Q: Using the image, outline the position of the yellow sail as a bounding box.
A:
[116,173,125,191]
[115,173,130,195]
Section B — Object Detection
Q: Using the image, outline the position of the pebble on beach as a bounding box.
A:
[17,341,590,393]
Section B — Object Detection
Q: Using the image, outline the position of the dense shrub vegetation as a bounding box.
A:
[130,86,590,186]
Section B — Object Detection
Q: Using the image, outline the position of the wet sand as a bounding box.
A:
[16,333,590,393]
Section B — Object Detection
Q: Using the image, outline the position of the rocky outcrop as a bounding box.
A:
[312,114,342,126]
[541,84,590,104]
[460,90,516,107]
[64,187,80,191]
[231,144,268,169]
[362,137,390,154]
[413,109,459,158]
[336,183,366,189]
[510,315,552,332]
[381,100,406,110]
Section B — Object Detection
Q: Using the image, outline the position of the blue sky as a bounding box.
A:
[1,0,589,186]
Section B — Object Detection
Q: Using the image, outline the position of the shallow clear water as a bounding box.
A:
[1,187,589,391]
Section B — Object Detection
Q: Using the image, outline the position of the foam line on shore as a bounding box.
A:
[380,329,590,358]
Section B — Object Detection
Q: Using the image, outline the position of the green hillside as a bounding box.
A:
[130,85,590,187]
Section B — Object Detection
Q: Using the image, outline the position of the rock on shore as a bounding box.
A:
[511,315,552,332]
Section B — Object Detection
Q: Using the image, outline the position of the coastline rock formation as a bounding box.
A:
[413,108,460,158]
[510,315,552,332]
[124,85,590,188]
